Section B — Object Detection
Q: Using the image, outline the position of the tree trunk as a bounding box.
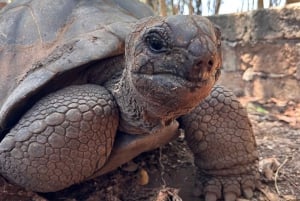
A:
[269,0,273,7]
[258,0,264,9]
[170,0,176,15]
[188,0,194,14]
[214,0,221,14]
[195,0,202,15]
[159,0,167,16]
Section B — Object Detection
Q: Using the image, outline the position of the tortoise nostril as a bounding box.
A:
[195,60,213,70]
[207,60,214,71]
[196,61,203,68]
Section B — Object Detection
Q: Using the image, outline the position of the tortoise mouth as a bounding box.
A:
[133,71,208,89]
[130,71,215,107]
[130,71,215,122]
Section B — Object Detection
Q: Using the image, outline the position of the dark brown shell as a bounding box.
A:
[0,0,153,134]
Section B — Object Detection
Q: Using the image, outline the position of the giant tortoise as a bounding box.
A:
[0,0,259,200]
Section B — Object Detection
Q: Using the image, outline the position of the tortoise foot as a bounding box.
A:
[195,163,259,201]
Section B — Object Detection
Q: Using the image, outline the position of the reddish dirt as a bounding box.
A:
[0,97,299,201]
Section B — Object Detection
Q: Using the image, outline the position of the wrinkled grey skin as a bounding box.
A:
[0,0,259,200]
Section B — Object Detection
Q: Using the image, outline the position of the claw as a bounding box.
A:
[243,187,254,199]
[224,192,237,201]
[205,192,217,201]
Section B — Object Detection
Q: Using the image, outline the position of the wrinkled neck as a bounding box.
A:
[107,70,169,135]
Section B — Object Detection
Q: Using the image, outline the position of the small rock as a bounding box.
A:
[137,168,149,186]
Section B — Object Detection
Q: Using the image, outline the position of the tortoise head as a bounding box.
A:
[124,15,222,118]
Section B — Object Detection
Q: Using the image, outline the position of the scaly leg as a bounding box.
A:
[180,85,259,201]
[0,84,118,192]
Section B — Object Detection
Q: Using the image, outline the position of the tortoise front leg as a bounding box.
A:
[0,84,118,192]
[180,85,259,201]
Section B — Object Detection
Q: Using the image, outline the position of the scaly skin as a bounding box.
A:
[0,85,119,192]
[181,85,259,201]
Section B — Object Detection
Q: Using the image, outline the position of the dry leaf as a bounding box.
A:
[258,185,280,201]
[154,187,182,201]
[282,195,297,201]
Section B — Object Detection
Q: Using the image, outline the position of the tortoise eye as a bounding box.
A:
[146,33,167,53]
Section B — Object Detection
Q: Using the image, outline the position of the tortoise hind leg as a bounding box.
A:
[0,84,118,192]
[180,85,259,201]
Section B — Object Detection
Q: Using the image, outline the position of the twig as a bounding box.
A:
[274,157,289,195]
[156,146,183,201]
[159,146,167,188]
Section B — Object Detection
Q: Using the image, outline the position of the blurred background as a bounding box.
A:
[1,0,299,15]
[139,0,299,16]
